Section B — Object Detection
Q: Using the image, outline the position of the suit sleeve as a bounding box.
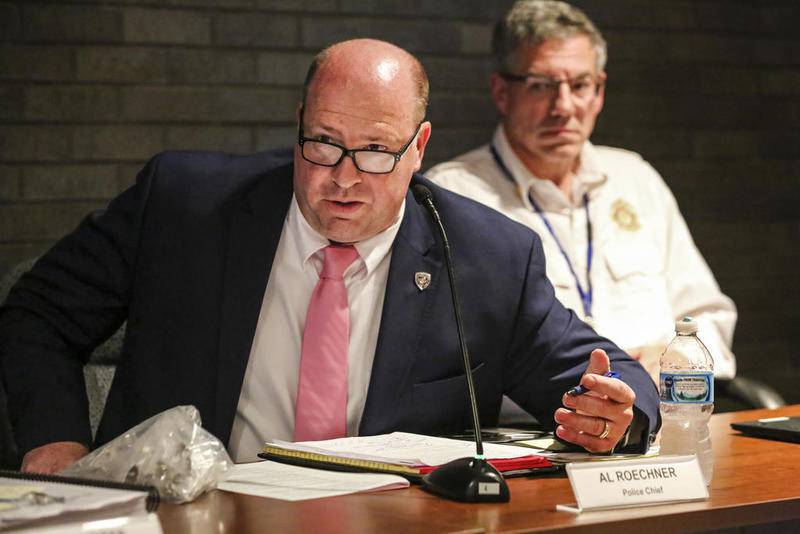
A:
[0,157,159,455]
[504,234,661,452]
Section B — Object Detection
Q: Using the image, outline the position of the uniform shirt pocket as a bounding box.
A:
[601,236,672,335]
[604,238,663,281]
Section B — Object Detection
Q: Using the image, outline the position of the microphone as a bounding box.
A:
[411,183,510,503]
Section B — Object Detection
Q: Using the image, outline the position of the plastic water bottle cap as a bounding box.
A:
[675,316,698,334]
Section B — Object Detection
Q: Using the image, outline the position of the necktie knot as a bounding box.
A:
[320,245,359,280]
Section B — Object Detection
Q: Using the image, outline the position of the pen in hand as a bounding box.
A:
[567,371,620,396]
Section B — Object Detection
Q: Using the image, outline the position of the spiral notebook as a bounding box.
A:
[0,469,159,532]
[259,432,554,482]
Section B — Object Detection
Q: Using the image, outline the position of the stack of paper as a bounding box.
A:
[220,432,552,502]
[515,435,660,463]
[0,475,160,532]
[219,461,410,502]
[261,432,552,477]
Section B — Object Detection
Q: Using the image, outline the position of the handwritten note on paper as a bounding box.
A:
[270,432,540,467]
[218,461,409,501]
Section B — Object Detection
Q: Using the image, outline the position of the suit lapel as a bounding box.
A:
[359,185,442,435]
[215,163,294,443]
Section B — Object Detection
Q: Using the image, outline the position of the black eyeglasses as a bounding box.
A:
[298,109,422,175]
[500,72,601,100]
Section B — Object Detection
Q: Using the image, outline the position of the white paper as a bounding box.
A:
[0,477,151,528]
[12,513,163,534]
[0,477,153,532]
[516,436,661,463]
[217,460,410,501]
[270,431,540,467]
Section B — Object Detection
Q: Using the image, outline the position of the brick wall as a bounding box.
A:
[1,0,798,403]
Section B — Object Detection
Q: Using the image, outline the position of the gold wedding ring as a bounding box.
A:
[597,419,611,440]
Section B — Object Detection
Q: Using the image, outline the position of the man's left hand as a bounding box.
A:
[554,348,635,453]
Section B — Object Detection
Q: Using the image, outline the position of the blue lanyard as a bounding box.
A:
[490,145,593,318]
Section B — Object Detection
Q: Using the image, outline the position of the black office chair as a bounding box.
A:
[0,258,125,469]
[715,376,786,412]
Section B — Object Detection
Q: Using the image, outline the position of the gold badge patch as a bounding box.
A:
[611,199,640,231]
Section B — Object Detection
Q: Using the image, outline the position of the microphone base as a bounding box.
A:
[421,456,510,503]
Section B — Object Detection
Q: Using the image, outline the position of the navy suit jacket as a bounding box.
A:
[0,150,660,455]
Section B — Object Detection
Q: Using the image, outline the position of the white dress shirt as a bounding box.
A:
[228,195,404,462]
[427,126,737,381]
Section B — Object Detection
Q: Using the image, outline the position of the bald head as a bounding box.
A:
[293,39,433,245]
[302,39,429,124]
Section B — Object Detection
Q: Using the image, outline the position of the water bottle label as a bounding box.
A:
[659,372,714,403]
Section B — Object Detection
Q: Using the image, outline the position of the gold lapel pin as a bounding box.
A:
[415,272,431,291]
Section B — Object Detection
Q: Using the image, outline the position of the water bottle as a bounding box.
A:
[659,316,714,485]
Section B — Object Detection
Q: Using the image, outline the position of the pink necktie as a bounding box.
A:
[294,244,359,442]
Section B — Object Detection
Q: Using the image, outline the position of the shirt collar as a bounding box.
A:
[579,142,606,191]
[288,195,405,277]
[492,125,606,208]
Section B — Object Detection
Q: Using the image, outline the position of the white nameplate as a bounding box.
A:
[557,455,708,513]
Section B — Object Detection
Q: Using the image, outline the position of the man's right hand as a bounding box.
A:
[21,441,89,474]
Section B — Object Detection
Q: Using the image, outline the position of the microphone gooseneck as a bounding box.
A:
[412,184,484,456]
[411,183,509,503]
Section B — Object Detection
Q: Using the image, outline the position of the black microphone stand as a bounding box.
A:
[412,184,510,503]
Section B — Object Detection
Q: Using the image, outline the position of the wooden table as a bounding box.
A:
[157,406,800,533]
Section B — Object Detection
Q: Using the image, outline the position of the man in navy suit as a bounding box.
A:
[0,39,659,473]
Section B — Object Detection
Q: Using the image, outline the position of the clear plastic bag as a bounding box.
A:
[62,405,232,503]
